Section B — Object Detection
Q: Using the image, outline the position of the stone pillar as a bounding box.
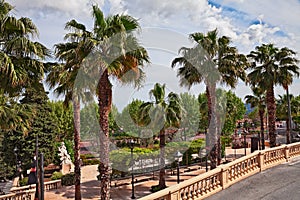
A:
[258,152,265,172]
[284,145,290,162]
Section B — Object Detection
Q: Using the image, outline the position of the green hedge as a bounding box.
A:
[61,173,75,186]
[19,177,28,186]
[51,171,63,180]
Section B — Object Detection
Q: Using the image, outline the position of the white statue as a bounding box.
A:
[58,142,72,165]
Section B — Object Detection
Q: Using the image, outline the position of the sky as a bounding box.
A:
[7,0,300,111]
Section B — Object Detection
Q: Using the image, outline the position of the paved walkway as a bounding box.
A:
[206,156,300,200]
[45,147,251,200]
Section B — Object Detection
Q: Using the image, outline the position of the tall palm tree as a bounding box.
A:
[245,87,266,149]
[138,83,181,189]
[247,44,299,147]
[277,48,299,144]
[276,94,300,143]
[91,6,150,200]
[46,20,94,200]
[172,29,247,169]
[0,0,50,96]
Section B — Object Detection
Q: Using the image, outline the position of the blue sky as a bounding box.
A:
[7,0,300,110]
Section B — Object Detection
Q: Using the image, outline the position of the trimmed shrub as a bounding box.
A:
[19,177,28,186]
[82,159,100,166]
[61,173,75,186]
[50,171,63,180]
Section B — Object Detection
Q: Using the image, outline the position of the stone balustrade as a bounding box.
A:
[0,189,35,200]
[0,180,61,200]
[139,142,300,200]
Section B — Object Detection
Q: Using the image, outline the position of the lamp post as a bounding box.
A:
[129,139,135,199]
[199,148,208,172]
[243,121,249,156]
[174,151,183,184]
[252,122,260,150]
[13,147,18,174]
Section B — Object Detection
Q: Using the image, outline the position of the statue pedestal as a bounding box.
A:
[61,163,75,175]
[61,163,71,175]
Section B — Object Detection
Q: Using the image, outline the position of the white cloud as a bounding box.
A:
[8,0,100,18]
[5,0,300,101]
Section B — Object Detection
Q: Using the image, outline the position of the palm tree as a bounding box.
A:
[0,0,50,96]
[46,20,94,200]
[247,44,299,147]
[245,87,266,149]
[276,94,300,143]
[91,6,150,200]
[138,83,181,189]
[172,29,247,169]
[0,91,32,133]
[277,48,299,144]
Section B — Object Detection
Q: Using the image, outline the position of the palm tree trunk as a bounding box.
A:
[286,87,291,144]
[259,109,265,150]
[266,87,276,147]
[98,69,112,200]
[73,97,81,200]
[206,84,218,169]
[158,129,166,189]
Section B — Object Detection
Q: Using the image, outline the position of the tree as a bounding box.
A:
[247,44,299,147]
[91,6,150,199]
[245,87,266,149]
[0,0,51,96]
[179,93,200,140]
[276,94,300,142]
[116,99,144,139]
[46,19,94,200]
[138,83,181,189]
[49,101,74,141]
[1,83,57,179]
[277,48,299,144]
[172,29,247,169]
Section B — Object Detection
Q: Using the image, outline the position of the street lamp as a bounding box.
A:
[13,147,18,176]
[174,151,183,184]
[243,121,249,156]
[252,122,260,150]
[129,139,135,199]
[199,148,208,172]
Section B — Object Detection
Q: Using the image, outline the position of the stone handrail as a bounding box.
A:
[139,142,300,200]
[0,189,35,200]
[0,180,62,200]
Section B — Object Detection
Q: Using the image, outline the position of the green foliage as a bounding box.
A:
[222,90,246,136]
[80,103,120,141]
[1,85,58,176]
[61,173,75,186]
[198,93,208,133]
[80,154,96,160]
[80,103,99,141]
[82,159,100,166]
[180,93,200,138]
[80,153,99,165]
[19,177,28,186]
[198,90,245,136]
[64,139,75,163]
[116,99,144,138]
[150,184,166,192]
[50,171,63,180]
[49,101,74,140]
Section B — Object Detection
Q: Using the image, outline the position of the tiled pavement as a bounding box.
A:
[44,147,252,200]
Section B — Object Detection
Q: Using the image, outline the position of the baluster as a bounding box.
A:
[182,187,188,200]
[192,183,197,199]
[187,185,193,200]
[196,181,202,197]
